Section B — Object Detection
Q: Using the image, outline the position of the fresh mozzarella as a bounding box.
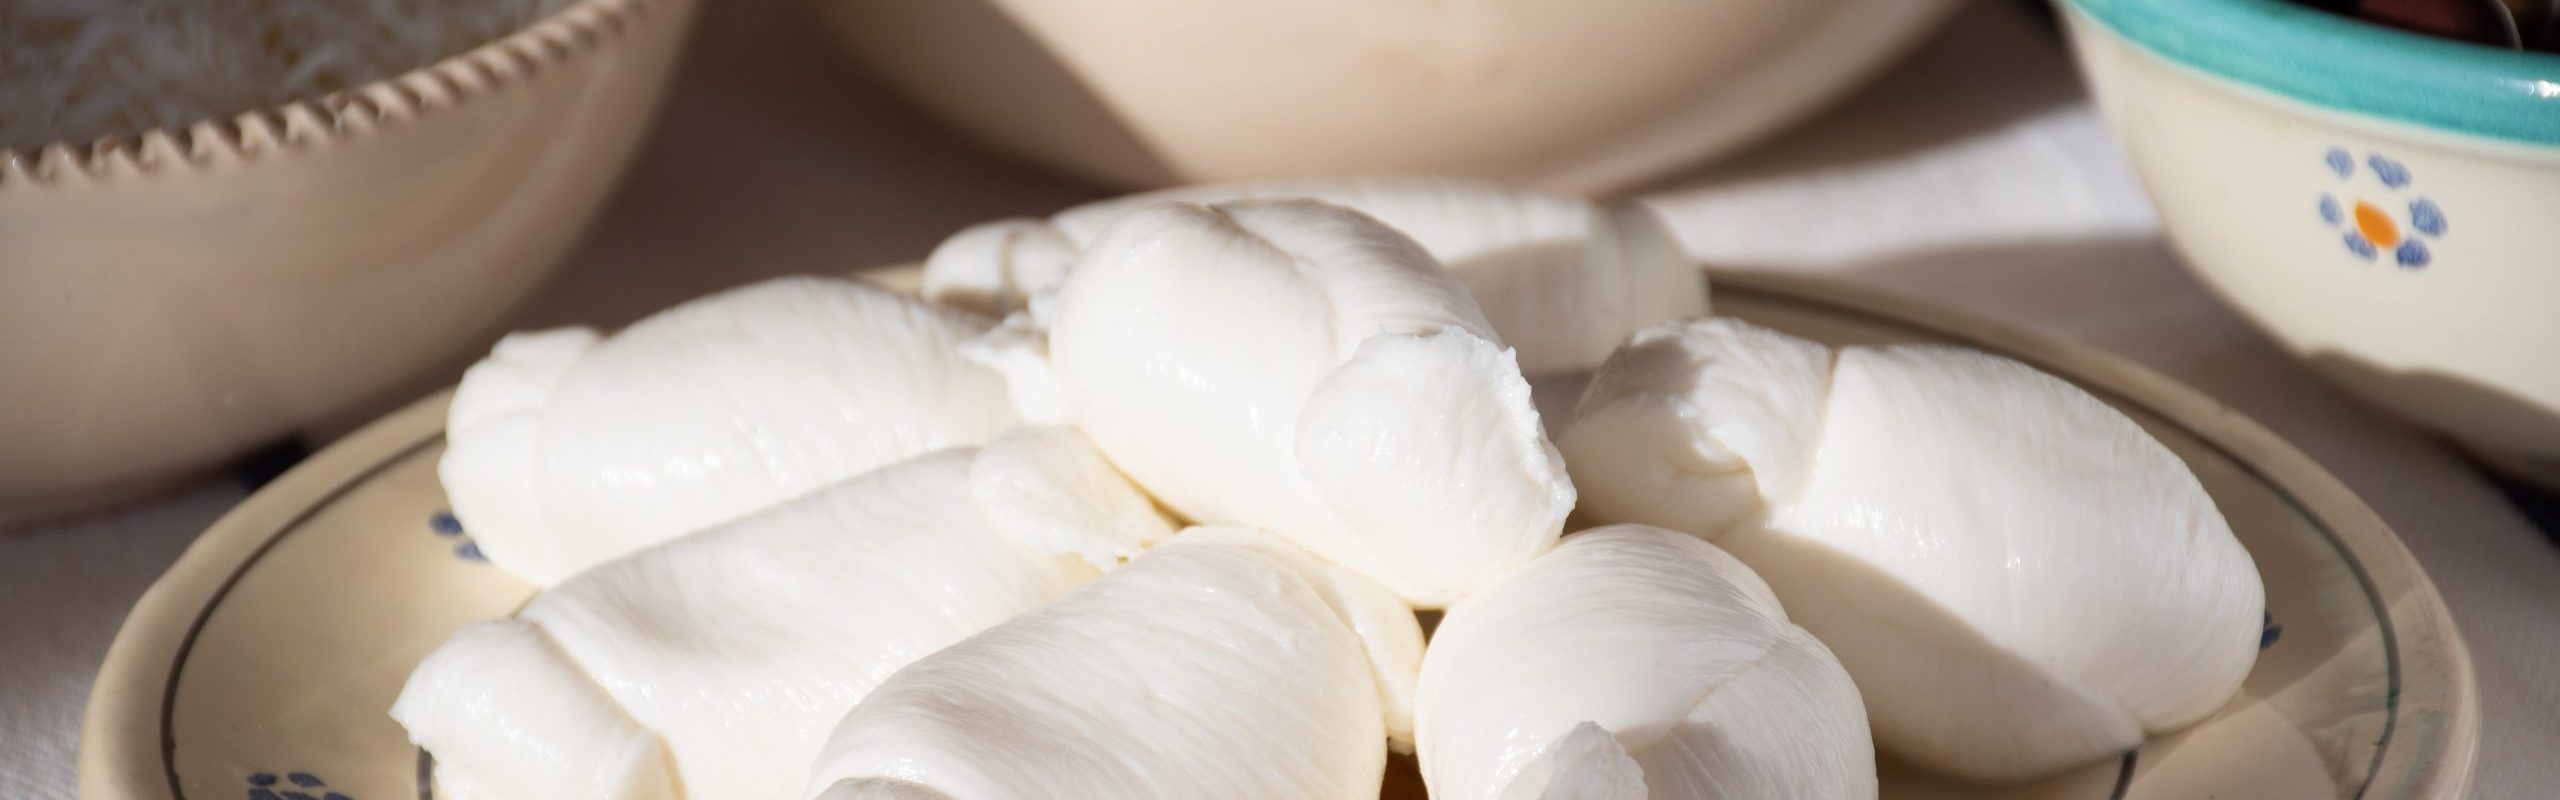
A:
[1559,318,2264,782]
[438,276,1018,586]
[956,310,1072,425]
[1417,525,1874,800]
[806,530,1407,800]
[1176,526,1428,749]
[397,431,1168,799]
[1046,198,1573,606]
[922,178,1704,374]
[920,218,1078,319]
[1499,722,1647,800]
[1559,317,1831,537]
[968,425,1177,570]
[390,620,679,800]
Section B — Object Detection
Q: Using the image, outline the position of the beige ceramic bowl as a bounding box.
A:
[0,0,698,525]
[810,0,1964,193]
[81,268,2476,799]
[2061,0,2560,488]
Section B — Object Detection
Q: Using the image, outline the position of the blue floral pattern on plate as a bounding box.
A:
[428,510,485,563]
[246,771,354,800]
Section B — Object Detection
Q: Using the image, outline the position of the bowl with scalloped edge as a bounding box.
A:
[2059,0,2560,489]
[0,0,698,525]
[80,266,2477,800]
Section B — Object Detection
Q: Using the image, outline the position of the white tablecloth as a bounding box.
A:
[7,2,2554,797]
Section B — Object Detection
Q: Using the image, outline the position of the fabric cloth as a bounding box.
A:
[5,2,2551,797]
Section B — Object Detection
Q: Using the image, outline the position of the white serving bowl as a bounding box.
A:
[808,0,1964,193]
[0,0,698,524]
[2061,0,2560,487]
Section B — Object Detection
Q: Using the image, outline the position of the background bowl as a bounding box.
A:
[0,0,698,524]
[808,0,1965,193]
[2060,0,2560,488]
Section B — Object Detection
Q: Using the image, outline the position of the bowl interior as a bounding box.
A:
[0,0,648,180]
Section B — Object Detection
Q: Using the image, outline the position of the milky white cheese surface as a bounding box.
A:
[438,276,1018,586]
[397,432,1169,799]
[806,531,1400,800]
[1560,318,2264,782]
[1417,525,1874,800]
[923,178,1704,374]
[1045,198,1574,607]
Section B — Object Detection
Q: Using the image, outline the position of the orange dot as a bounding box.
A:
[2354,201,2400,248]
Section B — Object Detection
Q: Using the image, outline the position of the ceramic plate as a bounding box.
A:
[80,270,2478,800]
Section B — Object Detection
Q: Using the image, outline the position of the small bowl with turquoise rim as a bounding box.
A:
[2057,0,2560,488]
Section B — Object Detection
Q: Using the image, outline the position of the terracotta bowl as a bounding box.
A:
[808,0,1964,193]
[0,0,698,525]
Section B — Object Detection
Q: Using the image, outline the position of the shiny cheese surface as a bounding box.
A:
[923,178,1705,374]
[1046,199,1573,607]
[807,532,1400,800]
[1417,525,1874,800]
[439,276,1018,586]
[1560,318,2264,782]
[398,432,1169,799]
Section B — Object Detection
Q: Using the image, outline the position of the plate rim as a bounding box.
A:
[77,268,2481,799]
[78,383,455,799]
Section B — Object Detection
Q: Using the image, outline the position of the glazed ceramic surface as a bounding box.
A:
[810,0,1962,193]
[2061,0,2560,488]
[0,0,698,525]
[80,269,2476,800]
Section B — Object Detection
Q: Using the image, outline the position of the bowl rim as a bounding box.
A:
[2061,0,2560,147]
[0,0,663,191]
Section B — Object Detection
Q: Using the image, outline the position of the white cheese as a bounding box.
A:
[923,178,1705,374]
[806,531,1403,800]
[1559,318,2265,782]
[1045,198,1574,606]
[397,430,1167,798]
[438,276,1018,586]
[1417,525,1874,800]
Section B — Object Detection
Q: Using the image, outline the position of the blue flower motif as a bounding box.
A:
[246,771,353,800]
[2368,154,2411,188]
[429,510,487,563]
[2410,198,2447,236]
[2396,240,2432,269]
[2322,148,2445,269]
[2261,612,2284,650]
